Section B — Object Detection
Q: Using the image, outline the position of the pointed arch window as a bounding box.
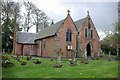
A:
[91,29,94,39]
[66,29,72,42]
[85,28,88,38]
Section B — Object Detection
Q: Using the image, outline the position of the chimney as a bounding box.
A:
[51,20,54,25]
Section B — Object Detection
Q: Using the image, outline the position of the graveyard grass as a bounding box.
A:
[2,55,118,78]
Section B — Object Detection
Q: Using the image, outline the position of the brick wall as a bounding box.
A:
[57,14,78,57]
[23,44,37,56]
[15,43,22,55]
[15,43,37,56]
[37,37,56,58]
[79,15,100,56]
[37,14,78,58]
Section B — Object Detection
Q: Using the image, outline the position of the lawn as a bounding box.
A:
[2,55,119,78]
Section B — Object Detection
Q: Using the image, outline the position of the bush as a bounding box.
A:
[26,56,32,60]
[11,55,17,60]
[69,59,77,66]
[21,59,27,65]
[34,59,41,64]
[2,60,15,67]
[2,54,9,60]
[53,63,62,68]
[69,59,72,63]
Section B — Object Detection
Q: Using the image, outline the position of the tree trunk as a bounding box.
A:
[0,4,2,54]
[12,14,18,54]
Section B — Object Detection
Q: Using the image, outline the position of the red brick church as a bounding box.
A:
[15,11,100,58]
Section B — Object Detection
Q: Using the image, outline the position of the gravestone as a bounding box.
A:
[91,51,95,60]
[70,49,77,66]
[3,49,5,54]
[54,48,62,68]
[108,51,112,61]
[81,50,88,64]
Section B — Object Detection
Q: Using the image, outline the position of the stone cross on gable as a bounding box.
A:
[67,10,70,14]
[87,11,89,14]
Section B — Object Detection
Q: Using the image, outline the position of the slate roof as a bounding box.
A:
[36,19,64,40]
[75,17,86,31]
[35,17,86,40]
[17,32,37,44]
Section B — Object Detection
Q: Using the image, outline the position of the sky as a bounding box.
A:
[13,0,119,40]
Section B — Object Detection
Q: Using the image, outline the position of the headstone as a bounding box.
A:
[81,50,88,64]
[91,51,94,60]
[70,49,77,66]
[3,49,5,54]
[97,52,100,60]
[57,54,61,64]
[84,51,87,59]
[54,48,62,68]
[108,51,112,61]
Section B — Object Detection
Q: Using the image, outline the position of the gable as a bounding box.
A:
[79,15,100,39]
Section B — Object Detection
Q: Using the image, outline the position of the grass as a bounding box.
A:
[2,55,119,78]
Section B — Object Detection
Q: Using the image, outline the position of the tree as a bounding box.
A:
[0,1,2,54]
[32,8,49,32]
[100,22,120,55]
[112,22,120,46]
[22,1,34,32]
[2,1,22,53]
[22,1,49,32]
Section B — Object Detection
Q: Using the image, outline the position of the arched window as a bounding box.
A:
[85,28,88,38]
[66,29,72,42]
[91,29,93,39]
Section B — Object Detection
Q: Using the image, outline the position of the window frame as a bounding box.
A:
[66,29,73,42]
[91,29,94,39]
[84,27,88,38]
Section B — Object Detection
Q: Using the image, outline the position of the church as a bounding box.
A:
[15,10,100,58]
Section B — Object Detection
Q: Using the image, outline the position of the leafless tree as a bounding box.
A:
[22,0,49,32]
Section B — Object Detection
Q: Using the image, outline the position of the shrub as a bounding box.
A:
[21,59,27,65]
[26,56,31,60]
[69,59,77,66]
[53,63,62,68]
[34,59,41,64]
[2,60,15,67]
[69,59,72,63]
[2,54,9,60]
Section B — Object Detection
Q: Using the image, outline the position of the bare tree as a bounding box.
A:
[22,1,49,32]
[32,8,49,33]
[22,1,35,32]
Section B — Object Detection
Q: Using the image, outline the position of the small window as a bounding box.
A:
[91,29,93,39]
[85,28,88,38]
[66,29,72,42]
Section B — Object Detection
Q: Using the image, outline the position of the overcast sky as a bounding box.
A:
[14,0,119,40]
